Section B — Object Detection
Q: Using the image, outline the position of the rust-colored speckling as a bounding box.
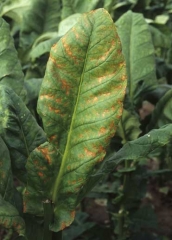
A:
[72,28,80,40]
[60,222,67,230]
[70,210,75,219]
[99,45,114,61]
[121,74,127,81]
[119,62,125,68]
[1,172,5,178]
[34,160,39,165]
[39,94,54,101]
[38,172,44,177]
[49,135,56,141]
[40,147,52,165]
[98,145,106,154]
[102,109,110,117]
[49,55,64,69]
[56,98,62,103]
[61,79,70,95]
[99,127,107,135]
[48,106,60,114]
[23,201,26,213]
[52,43,57,50]
[84,148,96,158]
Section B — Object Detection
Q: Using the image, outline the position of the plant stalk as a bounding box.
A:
[43,201,53,240]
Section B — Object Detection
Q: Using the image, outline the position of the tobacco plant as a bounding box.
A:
[1,1,172,240]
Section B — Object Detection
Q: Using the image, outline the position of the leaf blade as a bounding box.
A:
[27,8,127,231]
[0,85,46,181]
[116,10,157,105]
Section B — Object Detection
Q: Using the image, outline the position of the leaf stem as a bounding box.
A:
[43,201,53,240]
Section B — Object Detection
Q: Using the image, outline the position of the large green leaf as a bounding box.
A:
[20,0,61,49]
[24,9,127,231]
[147,88,172,131]
[116,11,157,105]
[0,85,46,181]
[0,17,25,99]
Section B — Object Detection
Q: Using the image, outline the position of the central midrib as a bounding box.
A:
[52,28,92,204]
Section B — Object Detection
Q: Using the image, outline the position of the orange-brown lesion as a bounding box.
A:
[39,94,54,101]
[70,210,75,218]
[49,135,56,142]
[60,222,67,230]
[84,148,96,158]
[121,74,127,81]
[48,106,61,114]
[38,172,44,177]
[61,79,71,95]
[99,127,107,135]
[38,147,52,165]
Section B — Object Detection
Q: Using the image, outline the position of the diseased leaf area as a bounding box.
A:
[24,8,127,231]
[1,0,172,239]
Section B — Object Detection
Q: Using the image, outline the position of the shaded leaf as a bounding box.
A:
[116,109,141,144]
[63,212,95,240]
[147,88,172,130]
[0,85,46,182]
[149,25,171,49]
[116,10,157,105]
[20,0,61,49]
[24,9,127,231]
[24,78,43,106]
[0,0,30,23]
[0,17,25,99]
[29,35,60,61]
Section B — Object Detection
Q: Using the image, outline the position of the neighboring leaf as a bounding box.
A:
[149,25,171,49]
[0,17,25,99]
[24,9,127,231]
[130,205,157,232]
[116,11,157,105]
[61,0,100,19]
[147,88,172,131]
[20,0,61,49]
[24,78,43,106]
[116,109,141,144]
[0,85,46,181]
[29,35,60,61]
[63,212,95,240]
[0,195,25,236]
[82,124,172,197]
[105,124,172,169]
[0,0,30,23]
